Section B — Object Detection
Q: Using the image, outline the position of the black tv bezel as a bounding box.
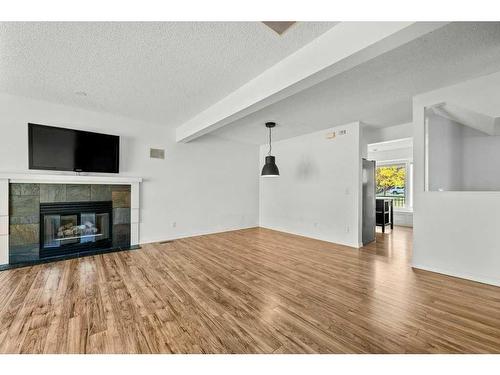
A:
[28,123,120,173]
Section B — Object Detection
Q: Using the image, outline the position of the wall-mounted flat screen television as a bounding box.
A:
[28,123,120,173]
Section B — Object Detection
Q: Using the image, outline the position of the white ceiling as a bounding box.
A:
[212,22,500,144]
[3,22,500,146]
[0,21,336,126]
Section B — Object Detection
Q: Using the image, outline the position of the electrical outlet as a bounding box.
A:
[346,225,350,233]
[172,221,177,228]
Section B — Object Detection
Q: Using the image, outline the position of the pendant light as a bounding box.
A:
[261,122,280,177]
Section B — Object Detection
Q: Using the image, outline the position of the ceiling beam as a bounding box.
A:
[431,103,500,136]
[176,22,448,143]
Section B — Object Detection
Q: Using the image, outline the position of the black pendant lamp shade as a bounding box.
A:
[262,155,280,176]
[261,122,280,177]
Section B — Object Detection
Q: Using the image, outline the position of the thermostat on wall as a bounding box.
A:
[325,132,336,139]
[326,129,347,139]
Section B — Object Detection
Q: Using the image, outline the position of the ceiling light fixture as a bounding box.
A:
[262,22,296,35]
[261,122,280,177]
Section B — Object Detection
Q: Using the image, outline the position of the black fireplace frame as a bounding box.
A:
[39,201,113,258]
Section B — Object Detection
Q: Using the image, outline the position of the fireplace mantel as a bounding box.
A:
[0,173,142,185]
[0,173,142,266]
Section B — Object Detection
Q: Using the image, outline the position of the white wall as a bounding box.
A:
[427,111,500,191]
[413,71,500,287]
[259,122,362,248]
[363,122,413,145]
[426,112,464,191]
[463,129,500,190]
[0,93,259,244]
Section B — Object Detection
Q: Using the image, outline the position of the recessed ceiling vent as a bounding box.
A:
[262,22,296,35]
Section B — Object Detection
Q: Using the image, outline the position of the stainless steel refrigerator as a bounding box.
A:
[362,159,376,245]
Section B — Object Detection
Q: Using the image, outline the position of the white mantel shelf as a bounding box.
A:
[0,173,142,185]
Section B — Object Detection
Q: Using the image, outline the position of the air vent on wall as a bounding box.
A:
[262,22,296,35]
[150,148,165,159]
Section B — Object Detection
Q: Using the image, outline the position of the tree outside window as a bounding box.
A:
[376,164,406,208]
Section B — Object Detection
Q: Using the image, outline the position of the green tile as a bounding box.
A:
[91,185,112,201]
[10,195,39,218]
[10,184,22,196]
[113,208,131,225]
[10,214,39,225]
[20,184,40,196]
[66,184,91,202]
[10,224,39,247]
[10,183,40,196]
[40,184,67,203]
[9,244,39,263]
[112,224,130,248]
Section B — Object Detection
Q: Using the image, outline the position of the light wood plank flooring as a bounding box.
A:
[0,227,499,353]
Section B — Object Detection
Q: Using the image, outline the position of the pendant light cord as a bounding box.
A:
[268,126,272,156]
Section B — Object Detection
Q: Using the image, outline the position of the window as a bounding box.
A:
[376,162,412,209]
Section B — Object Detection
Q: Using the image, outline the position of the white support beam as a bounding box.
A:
[431,103,499,136]
[176,22,448,143]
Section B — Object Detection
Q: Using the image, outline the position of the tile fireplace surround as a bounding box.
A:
[0,174,141,268]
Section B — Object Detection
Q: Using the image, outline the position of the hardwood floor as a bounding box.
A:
[0,226,499,353]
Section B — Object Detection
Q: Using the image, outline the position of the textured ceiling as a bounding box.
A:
[213,22,500,144]
[0,21,336,126]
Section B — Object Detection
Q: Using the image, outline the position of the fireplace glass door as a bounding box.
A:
[40,201,112,257]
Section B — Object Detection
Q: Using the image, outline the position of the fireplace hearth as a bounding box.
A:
[40,201,113,258]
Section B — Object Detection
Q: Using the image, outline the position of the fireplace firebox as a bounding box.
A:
[39,201,113,258]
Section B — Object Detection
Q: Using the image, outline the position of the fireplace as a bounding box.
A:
[39,201,113,258]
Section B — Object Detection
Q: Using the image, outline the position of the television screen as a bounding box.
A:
[28,123,120,173]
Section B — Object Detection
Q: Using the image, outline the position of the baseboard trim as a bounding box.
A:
[394,223,413,228]
[139,225,259,246]
[142,225,361,250]
[412,263,500,287]
[258,225,360,249]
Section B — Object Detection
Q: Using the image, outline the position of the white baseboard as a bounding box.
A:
[139,225,258,246]
[394,211,413,227]
[412,263,500,287]
[258,225,360,249]
[141,225,360,249]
